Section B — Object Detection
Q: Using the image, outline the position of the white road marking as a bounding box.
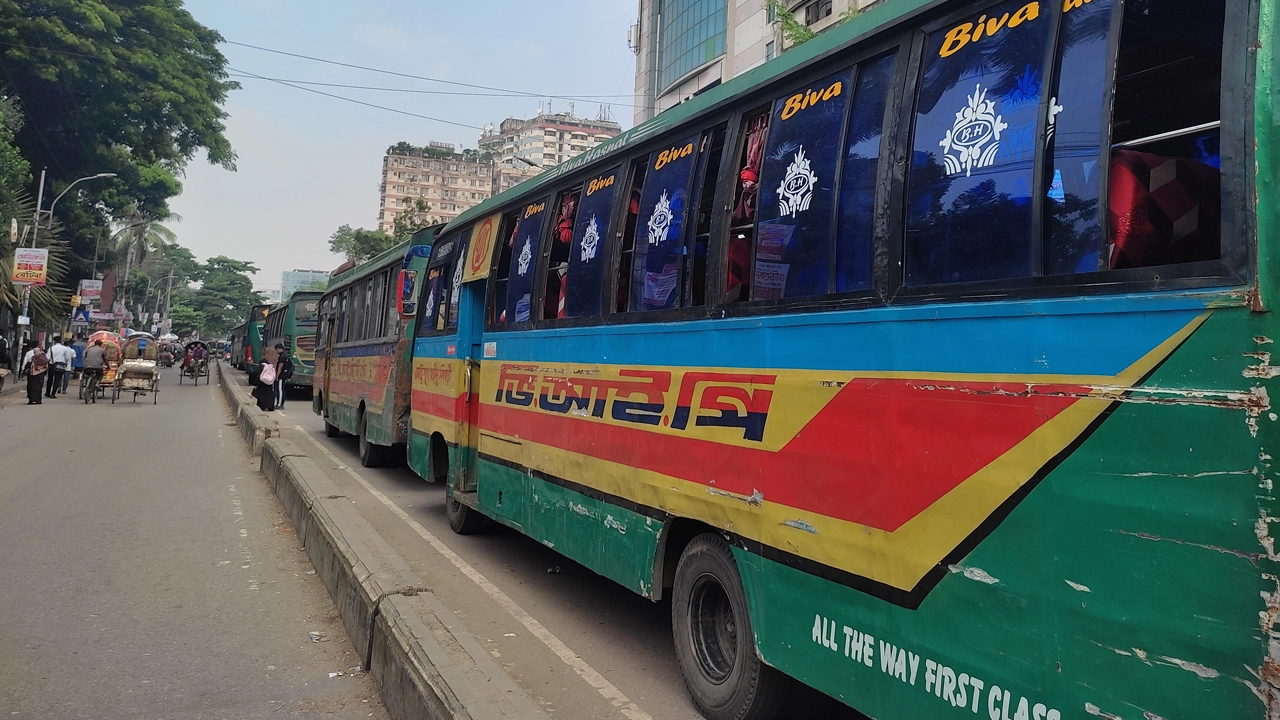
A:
[294,427,653,720]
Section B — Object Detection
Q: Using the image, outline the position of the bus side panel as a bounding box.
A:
[325,342,397,437]
[737,308,1274,720]
[475,461,663,596]
[408,337,464,481]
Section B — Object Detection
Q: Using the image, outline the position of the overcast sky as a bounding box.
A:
[169,0,639,293]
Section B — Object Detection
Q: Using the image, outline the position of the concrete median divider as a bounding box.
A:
[215,361,546,720]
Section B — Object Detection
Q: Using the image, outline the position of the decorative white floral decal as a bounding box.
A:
[646,190,672,246]
[450,259,464,303]
[778,146,817,218]
[580,214,600,262]
[516,237,532,276]
[939,83,1009,177]
[1047,96,1064,140]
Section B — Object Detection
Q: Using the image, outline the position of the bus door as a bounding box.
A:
[456,279,487,494]
[322,313,336,412]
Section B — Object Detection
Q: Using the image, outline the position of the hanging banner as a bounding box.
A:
[11,248,48,286]
[463,212,503,283]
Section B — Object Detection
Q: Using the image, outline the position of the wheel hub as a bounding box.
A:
[689,573,738,684]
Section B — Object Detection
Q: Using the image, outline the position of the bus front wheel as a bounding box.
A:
[446,494,485,535]
[672,533,790,720]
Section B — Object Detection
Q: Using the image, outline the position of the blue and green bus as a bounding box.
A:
[263,291,322,391]
[244,303,272,382]
[328,0,1280,718]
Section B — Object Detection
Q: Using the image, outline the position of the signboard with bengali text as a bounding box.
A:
[11,248,48,286]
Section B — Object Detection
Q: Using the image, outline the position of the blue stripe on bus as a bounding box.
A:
[418,290,1228,376]
[330,342,398,358]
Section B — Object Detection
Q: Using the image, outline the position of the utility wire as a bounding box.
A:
[225,72,640,108]
[226,66,483,130]
[223,40,629,107]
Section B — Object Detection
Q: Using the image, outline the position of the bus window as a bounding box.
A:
[363,279,373,339]
[505,198,551,324]
[905,0,1052,285]
[754,70,852,299]
[614,159,648,312]
[631,134,700,312]
[544,188,581,319]
[727,110,769,302]
[1104,0,1223,270]
[447,229,471,329]
[338,291,348,343]
[565,165,622,318]
[686,125,726,307]
[370,272,386,338]
[837,52,896,292]
[488,210,521,325]
[418,267,445,335]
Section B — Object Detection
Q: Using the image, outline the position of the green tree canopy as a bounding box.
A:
[329,224,399,264]
[189,255,262,336]
[0,0,237,276]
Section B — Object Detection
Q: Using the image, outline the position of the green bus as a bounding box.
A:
[263,291,323,391]
[228,322,248,370]
[385,0,1280,718]
[313,229,437,466]
[245,303,272,382]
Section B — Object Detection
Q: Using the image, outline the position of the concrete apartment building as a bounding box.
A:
[379,141,495,233]
[631,0,879,125]
[379,111,622,234]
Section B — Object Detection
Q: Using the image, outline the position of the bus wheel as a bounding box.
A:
[358,414,385,468]
[324,419,341,438]
[672,534,790,720]
[446,494,485,535]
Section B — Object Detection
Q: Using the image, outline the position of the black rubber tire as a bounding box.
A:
[672,533,790,720]
[446,493,485,535]
[358,415,385,468]
[324,419,341,438]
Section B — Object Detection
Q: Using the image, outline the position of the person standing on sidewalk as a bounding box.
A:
[23,345,47,405]
[45,337,73,399]
[63,334,86,393]
[273,343,293,410]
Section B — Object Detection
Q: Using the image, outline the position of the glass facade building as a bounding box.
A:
[658,0,728,92]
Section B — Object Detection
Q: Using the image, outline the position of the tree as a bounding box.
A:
[767,0,861,49]
[391,197,433,242]
[329,224,399,264]
[108,213,178,313]
[0,92,30,226]
[167,301,202,337]
[189,256,263,336]
[0,0,237,275]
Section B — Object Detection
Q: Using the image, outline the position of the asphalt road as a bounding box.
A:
[258,374,860,720]
[0,371,388,719]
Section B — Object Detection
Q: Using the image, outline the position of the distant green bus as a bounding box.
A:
[263,292,322,390]
[245,303,272,382]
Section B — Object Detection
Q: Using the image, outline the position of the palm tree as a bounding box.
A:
[109,212,178,317]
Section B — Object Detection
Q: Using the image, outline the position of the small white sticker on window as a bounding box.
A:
[646,190,672,245]
[516,237,532,276]
[483,341,497,358]
[581,215,600,262]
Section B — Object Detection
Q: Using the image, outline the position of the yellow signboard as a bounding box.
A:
[71,295,82,307]
[11,248,48,286]
[463,212,503,283]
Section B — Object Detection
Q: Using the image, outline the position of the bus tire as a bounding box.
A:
[446,494,485,535]
[672,533,790,720]
[324,419,341,438]
[358,414,385,468]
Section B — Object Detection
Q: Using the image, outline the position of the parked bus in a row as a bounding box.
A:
[317,0,1278,717]
[313,229,437,467]
[228,322,248,370]
[263,291,322,392]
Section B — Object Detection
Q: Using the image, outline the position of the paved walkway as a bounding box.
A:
[0,371,389,719]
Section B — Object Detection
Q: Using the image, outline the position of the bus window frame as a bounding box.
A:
[484,200,553,332]
[418,230,466,338]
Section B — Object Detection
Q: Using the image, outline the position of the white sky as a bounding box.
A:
[169,0,639,292]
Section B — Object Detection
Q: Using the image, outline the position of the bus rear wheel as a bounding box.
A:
[446,494,485,535]
[672,534,790,720]
[358,414,386,468]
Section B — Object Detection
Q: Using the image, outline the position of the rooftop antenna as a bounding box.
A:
[596,104,614,123]
[568,101,575,117]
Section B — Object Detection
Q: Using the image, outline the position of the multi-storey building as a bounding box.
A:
[479,109,622,170]
[630,0,880,125]
[379,142,495,233]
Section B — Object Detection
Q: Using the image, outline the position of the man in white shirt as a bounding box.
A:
[45,337,74,398]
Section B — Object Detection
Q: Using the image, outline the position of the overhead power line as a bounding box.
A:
[225,72,640,108]
[227,66,484,130]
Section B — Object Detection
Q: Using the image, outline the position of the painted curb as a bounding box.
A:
[214,362,544,720]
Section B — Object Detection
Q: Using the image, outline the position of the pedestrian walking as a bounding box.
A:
[17,340,31,378]
[45,337,73,398]
[23,345,47,405]
[273,343,294,410]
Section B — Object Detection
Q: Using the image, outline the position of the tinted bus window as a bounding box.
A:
[906,0,1051,285]
[755,69,852,299]
[447,229,470,329]
[545,190,581,319]
[297,299,319,323]
[631,135,700,311]
[505,199,550,324]
[837,52,897,292]
[565,166,621,318]
[1042,0,1113,275]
